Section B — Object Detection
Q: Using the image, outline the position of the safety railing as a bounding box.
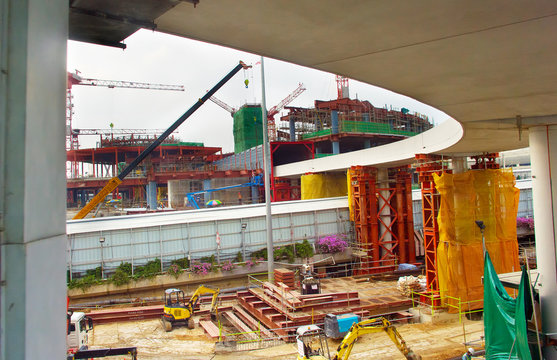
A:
[410,290,484,323]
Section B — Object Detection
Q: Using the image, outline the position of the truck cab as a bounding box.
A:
[67,312,93,353]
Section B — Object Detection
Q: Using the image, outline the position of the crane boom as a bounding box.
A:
[209,95,236,115]
[268,83,306,118]
[72,61,251,220]
[67,72,185,91]
[268,83,306,141]
[332,317,421,360]
[72,128,169,136]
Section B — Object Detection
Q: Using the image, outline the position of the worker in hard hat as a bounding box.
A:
[462,348,474,360]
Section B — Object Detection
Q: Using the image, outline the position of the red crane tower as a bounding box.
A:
[66,71,185,177]
[336,75,349,99]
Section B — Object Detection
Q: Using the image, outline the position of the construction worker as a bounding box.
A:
[462,348,474,360]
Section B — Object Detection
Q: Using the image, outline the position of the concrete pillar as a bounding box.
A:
[146,181,157,210]
[203,179,211,204]
[331,110,340,155]
[452,156,468,174]
[0,1,68,359]
[289,118,296,141]
[529,125,557,356]
[377,168,392,262]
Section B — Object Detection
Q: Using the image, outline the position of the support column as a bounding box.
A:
[331,110,340,155]
[529,125,557,355]
[1,1,67,359]
[289,118,296,141]
[377,168,392,263]
[452,156,468,174]
[146,181,157,210]
[203,179,211,202]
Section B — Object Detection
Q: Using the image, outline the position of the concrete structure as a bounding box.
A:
[4,1,557,359]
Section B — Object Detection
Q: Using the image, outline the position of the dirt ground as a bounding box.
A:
[90,316,484,359]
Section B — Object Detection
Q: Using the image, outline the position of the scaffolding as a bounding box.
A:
[350,166,415,275]
[280,99,432,142]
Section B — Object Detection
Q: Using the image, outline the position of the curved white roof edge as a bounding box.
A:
[67,196,348,234]
[275,118,463,177]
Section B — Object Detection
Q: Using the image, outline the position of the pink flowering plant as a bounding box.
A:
[316,234,348,254]
[517,217,534,230]
[190,261,213,275]
[166,264,181,279]
[221,260,236,272]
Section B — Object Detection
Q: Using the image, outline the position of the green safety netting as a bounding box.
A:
[233,106,263,153]
[484,251,534,359]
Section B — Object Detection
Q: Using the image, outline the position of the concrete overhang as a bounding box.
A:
[69,1,557,158]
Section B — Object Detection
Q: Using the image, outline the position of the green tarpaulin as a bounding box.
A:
[484,252,533,359]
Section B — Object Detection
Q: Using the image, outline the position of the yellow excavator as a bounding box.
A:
[296,317,421,360]
[161,285,220,332]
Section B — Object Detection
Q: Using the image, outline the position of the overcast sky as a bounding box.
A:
[67,29,449,153]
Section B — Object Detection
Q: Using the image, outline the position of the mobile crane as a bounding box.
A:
[296,317,420,360]
[161,285,220,332]
[72,61,251,220]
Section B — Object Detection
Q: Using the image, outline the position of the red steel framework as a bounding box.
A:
[350,166,415,275]
[414,154,447,291]
[350,166,379,275]
[470,153,500,169]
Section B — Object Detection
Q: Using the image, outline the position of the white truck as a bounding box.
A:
[66,311,137,360]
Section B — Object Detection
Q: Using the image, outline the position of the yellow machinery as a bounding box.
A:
[296,317,420,360]
[161,285,219,332]
[332,317,421,360]
[296,325,331,360]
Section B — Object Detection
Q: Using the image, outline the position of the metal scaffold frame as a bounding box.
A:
[414,154,448,292]
[350,166,415,276]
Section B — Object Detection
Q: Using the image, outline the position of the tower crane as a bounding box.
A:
[66,70,185,177]
[267,83,306,141]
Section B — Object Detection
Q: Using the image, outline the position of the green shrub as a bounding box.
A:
[274,245,295,263]
[171,257,190,269]
[68,275,102,291]
[85,266,102,279]
[134,259,161,279]
[296,239,314,259]
[110,268,131,286]
[116,262,132,275]
[251,248,268,260]
[235,251,243,263]
[199,254,216,265]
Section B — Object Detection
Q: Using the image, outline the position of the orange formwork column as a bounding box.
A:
[415,154,447,292]
[350,166,378,275]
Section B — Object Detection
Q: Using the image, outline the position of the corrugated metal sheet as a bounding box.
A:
[68,197,351,276]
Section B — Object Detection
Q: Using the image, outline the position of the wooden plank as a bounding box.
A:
[199,320,221,339]
[233,306,273,338]
[222,311,259,340]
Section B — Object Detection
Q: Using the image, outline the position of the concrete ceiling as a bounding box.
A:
[68,1,557,154]
[153,0,557,154]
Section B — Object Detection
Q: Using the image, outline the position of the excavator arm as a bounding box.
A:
[332,317,421,360]
[187,285,220,315]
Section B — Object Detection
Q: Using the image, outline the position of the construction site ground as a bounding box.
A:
[90,317,484,359]
[79,276,485,359]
